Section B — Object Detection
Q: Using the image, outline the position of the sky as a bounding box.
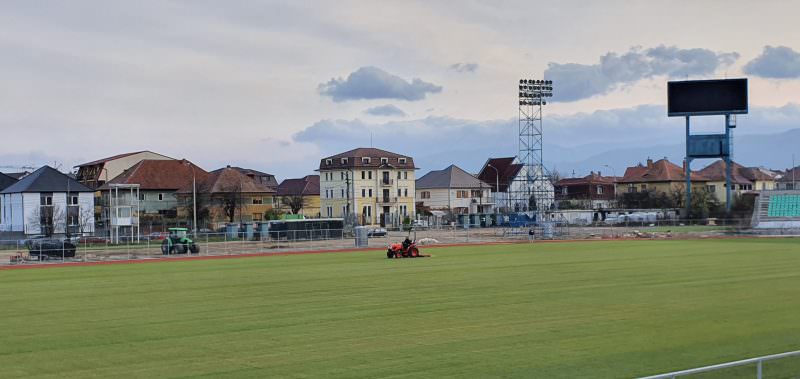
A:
[1,1,800,179]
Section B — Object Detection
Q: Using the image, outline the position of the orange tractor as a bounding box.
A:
[386,237,428,258]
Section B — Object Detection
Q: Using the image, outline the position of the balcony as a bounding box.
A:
[380,178,394,186]
[378,196,398,204]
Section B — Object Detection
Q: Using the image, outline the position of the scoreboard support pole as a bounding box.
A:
[685,116,692,217]
[725,114,732,213]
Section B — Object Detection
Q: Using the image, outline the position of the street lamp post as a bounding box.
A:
[487,164,500,214]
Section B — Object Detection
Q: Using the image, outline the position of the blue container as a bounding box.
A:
[244,223,254,240]
[226,223,238,239]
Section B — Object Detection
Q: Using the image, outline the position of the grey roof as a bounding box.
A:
[416,165,489,189]
[1,166,94,194]
[0,173,17,192]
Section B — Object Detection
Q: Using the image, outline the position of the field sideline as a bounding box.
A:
[1,239,799,378]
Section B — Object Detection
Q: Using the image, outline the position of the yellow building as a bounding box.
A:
[177,166,275,227]
[697,160,778,204]
[616,158,710,196]
[276,175,321,218]
[318,148,416,227]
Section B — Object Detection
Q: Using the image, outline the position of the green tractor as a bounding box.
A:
[161,228,199,255]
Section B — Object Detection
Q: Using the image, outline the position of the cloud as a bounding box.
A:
[293,103,800,174]
[449,62,479,73]
[364,104,406,117]
[545,45,740,102]
[743,45,800,78]
[318,66,442,102]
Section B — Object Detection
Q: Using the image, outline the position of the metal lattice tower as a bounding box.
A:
[510,78,554,221]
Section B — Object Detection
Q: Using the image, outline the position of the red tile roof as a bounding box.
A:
[556,172,619,186]
[102,160,208,190]
[178,167,275,194]
[619,159,709,183]
[277,175,320,196]
[696,160,753,185]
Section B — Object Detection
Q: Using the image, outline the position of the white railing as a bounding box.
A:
[638,350,800,379]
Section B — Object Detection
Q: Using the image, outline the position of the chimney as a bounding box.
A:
[647,158,654,168]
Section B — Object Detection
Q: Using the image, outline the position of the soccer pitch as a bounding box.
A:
[2,239,799,378]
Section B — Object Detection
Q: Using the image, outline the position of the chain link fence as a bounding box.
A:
[1,218,797,266]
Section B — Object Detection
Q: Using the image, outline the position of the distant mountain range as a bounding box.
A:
[415,128,800,177]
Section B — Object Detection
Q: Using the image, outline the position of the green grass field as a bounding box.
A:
[2,239,800,378]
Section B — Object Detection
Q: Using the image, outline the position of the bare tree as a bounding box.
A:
[27,204,65,237]
[78,206,95,235]
[281,195,308,215]
[221,182,244,223]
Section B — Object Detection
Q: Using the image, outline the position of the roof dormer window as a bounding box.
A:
[341,158,349,164]
[325,159,332,165]
[398,158,407,164]
[362,157,371,164]
[380,157,388,164]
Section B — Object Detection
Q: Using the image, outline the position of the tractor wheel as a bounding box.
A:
[174,244,186,254]
[410,248,419,258]
[189,244,199,255]
[161,240,170,255]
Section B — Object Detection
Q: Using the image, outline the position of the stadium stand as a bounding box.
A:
[753,191,800,229]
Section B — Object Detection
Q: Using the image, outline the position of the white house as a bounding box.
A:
[416,165,493,214]
[0,166,95,235]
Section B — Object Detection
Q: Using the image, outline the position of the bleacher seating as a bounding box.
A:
[767,194,800,217]
[753,191,800,229]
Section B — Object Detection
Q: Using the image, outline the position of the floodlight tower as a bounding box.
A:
[513,78,554,221]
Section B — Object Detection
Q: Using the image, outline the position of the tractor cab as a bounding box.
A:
[162,228,199,255]
[168,227,189,240]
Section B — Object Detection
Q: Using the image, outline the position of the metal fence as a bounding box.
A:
[638,350,800,379]
[1,219,798,266]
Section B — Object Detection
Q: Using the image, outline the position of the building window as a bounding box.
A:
[627,184,637,193]
[327,206,333,217]
[368,171,372,180]
[362,189,366,197]
[404,188,408,197]
[361,171,365,180]
[368,189,373,197]
[421,191,430,199]
[253,213,263,221]
[326,159,332,165]
[596,186,603,195]
[158,193,164,201]
[139,193,145,201]
[381,157,388,164]
[456,190,468,198]
[471,190,482,198]
[362,157,371,164]
[69,195,79,205]
[341,158,348,165]
[404,171,408,180]
[40,194,53,206]
[640,184,647,191]
[252,198,263,205]
[341,172,345,180]
[562,187,568,195]
[707,185,716,193]
[399,158,407,164]
[397,171,402,180]
[398,188,402,197]
[341,189,345,197]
